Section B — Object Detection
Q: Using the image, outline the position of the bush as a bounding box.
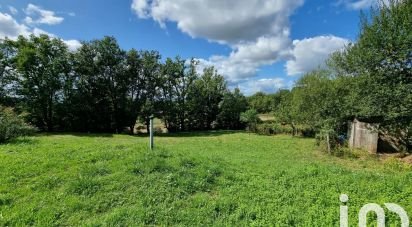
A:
[271,123,293,135]
[297,125,316,137]
[255,123,295,135]
[315,129,341,153]
[0,106,36,143]
[255,122,314,136]
[240,109,261,132]
[255,123,274,135]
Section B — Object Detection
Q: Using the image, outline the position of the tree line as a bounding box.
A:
[0,36,247,133]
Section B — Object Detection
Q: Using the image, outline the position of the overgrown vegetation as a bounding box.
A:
[0,132,410,225]
[245,0,411,151]
[0,106,35,143]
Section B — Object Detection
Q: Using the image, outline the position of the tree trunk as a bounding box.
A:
[291,123,296,136]
[179,116,185,131]
[129,124,135,135]
[326,133,331,153]
[46,95,53,132]
[146,119,150,134]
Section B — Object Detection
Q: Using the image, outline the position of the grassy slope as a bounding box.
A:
[0,132,411,226]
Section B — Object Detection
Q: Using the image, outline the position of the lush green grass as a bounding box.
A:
[0,132,411,226]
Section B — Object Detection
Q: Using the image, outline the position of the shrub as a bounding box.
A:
[315,129,340,153]
[256,122,293,135]
[271,123,293,135]
[255,122,312,136]
[0,106,36,143]
[154,126,164,134]
[256,123,274,135]
[240,109,261,132]
[297,125,316,137]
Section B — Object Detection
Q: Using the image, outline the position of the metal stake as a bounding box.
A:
[149,115,154,150]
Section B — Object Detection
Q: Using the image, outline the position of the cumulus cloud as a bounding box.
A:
[64,40,82,51]
[286,35,349,76]
[197,35,292,82]
[131,0,150,19]
[0,12,29,39]
[131,0,303,44]
[337,0,389,10]
[24,4,64,25]
[131,0,304,82]
[0,10,81,51]
[237,78,287,95]
[32,27,54,37]
[131,1,352,93]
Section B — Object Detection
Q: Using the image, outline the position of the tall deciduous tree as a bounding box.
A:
[159,57,198,132]
[187,67,226,130]
[13,34,71,131]
[139,50,162,132]
[217,88,248,129]
[0,40,10,105]
[124,49,144,134]
[73,36,127,132]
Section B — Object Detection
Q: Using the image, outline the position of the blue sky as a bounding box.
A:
[0,0,377,95]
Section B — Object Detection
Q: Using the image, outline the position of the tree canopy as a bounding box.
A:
[0,35,246,133]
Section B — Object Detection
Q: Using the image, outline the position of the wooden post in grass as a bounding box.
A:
[326,132,331,153]
[149,115,154,150]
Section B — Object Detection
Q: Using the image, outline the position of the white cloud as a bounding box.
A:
[32,27,54,37]
[132,0,304,82]
[131,0,303,45]
[64,40,82,51]
[0,11,80,51]
[130,1,351,93]
[286,35,349,76]
[348,0,376,9]
[24,4,64,25]
[8,6,18,15]
[197,35,292,82]
[131,0,150,19]
[236,78,287,95]
[337,0,389,10]
[0,12,29,39]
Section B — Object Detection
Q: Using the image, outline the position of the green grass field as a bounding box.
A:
[0,132,411,226]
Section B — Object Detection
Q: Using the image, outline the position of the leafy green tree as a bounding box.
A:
[139,50,162,132]
[247,92,276,113]
[240,109,261,132]
[217,88,248,129]
[12,34,71,131]
[159,57,184,131]
[330,0,412,150]
[72,36,127,132]
[123,49,144,134]
[174,59,198,131]
[274,89,300,136]
[0,40,10,105]
[187,67,226,130]
[159,57,198,132]
[0,106,36,143]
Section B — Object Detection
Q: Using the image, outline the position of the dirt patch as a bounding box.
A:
[377,153,412,166]
[402,155,412,164]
